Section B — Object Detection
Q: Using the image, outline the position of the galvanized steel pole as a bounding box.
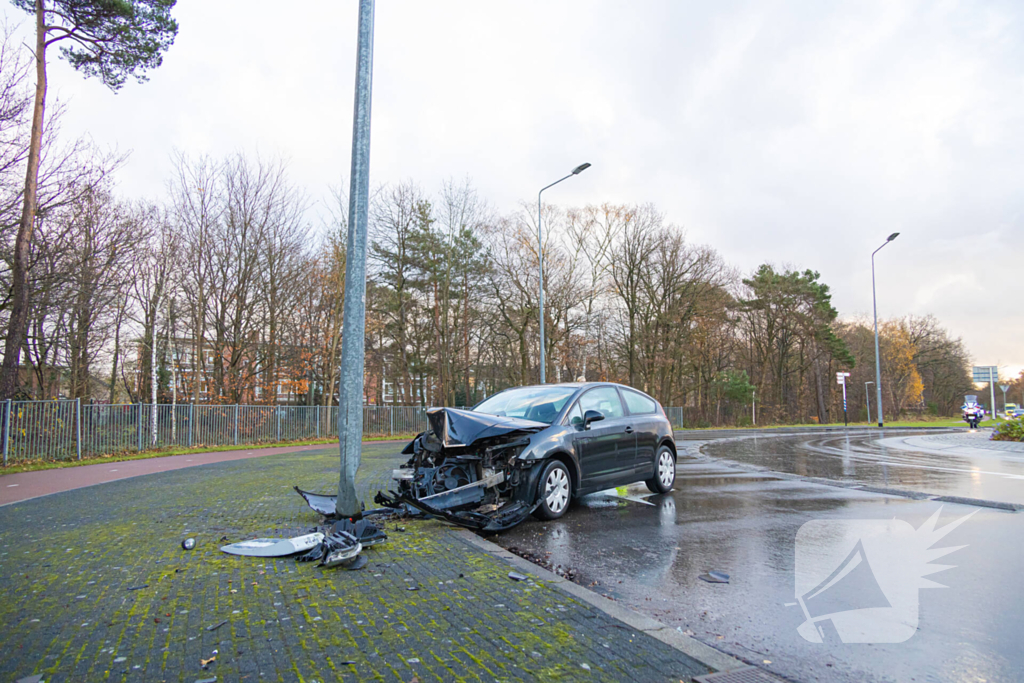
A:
[537,163,590,384]
[871,233,898,428]
[337,0,375,518]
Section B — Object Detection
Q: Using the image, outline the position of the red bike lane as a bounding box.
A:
[0,443,345,506]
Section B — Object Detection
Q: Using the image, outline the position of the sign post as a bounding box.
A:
[1000,384,1009,415]
[837,372,851,427]
[972,366,999,425]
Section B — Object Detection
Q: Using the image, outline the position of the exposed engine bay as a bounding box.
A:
[374,407,550,532]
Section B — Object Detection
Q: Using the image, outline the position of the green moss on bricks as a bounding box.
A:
[0,443,705,682]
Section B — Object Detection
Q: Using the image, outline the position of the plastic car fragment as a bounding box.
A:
[376,489,539,533]
[296,529,364,568]
[331,518,388,547]
[293,486,339,516]
[220,532,324,557]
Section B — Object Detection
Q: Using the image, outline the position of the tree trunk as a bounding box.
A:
[0,0,47,400]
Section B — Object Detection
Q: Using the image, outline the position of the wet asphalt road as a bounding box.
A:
[496,429,1024,683]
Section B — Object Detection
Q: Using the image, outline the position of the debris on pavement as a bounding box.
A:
[200,654,216,668]
[219,532,324,557]
[508,571,529,582]
[331,518,387,547]
[127,584,149,591]
[194,677,217,683]
[293,486,340,517]
[181,537,196,550]
[15,675,43,683]
[345,554,368,570]
[297,529,363,568]
[206,620,228,632]
[698,571,730,584]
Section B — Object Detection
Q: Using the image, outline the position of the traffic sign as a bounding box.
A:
[972,366,998,383]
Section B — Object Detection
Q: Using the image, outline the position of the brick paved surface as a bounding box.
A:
[0,442,710,682]
[919,431,1024,453]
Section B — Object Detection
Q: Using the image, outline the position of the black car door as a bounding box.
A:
[620,388,661,479]
[573,387,634,488]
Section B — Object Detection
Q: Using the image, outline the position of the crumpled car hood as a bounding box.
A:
[402,407,547,452]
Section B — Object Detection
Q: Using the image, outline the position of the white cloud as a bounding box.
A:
[2,0,1021,371]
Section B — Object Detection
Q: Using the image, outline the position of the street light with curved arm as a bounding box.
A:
[537,163,591,383]
[872,232,899,427]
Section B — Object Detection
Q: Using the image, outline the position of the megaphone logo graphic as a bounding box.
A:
[794,508,975,643]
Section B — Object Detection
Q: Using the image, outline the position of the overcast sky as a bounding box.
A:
[4,0,1022,378]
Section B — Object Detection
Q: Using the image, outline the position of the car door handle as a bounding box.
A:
[624,426,634,434]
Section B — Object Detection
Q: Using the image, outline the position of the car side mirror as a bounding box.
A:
[583,409,605,430]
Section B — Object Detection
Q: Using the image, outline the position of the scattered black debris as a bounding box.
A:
[698,571,730,584]
[175,568,186,574]
[332,518,387,547]
[293,486,340,517]
[181,538,196,550]
[206,620,228,632]
[508,571,529,582]
[395,526,406,532]
[219,536,229,542]
[505,546,580,582]
[346,555,368,571]
[195,677,217,683]
[407,585,419,591]
[295,530,363,568]
[339,660,356,665]
[127,584,149,591]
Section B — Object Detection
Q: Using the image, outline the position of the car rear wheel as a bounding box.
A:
[533,460,572,520]
[645,445,675,494]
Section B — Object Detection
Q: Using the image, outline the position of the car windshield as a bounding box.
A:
[473,386,577,425]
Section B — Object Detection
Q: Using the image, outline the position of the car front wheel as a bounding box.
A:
[533,460,572,520]
[645,445,676,494]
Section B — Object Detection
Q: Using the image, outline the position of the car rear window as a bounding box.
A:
[623,390,657,415]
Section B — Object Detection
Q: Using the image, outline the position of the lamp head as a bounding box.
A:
[571,163,591,175]
[887,232,900,242]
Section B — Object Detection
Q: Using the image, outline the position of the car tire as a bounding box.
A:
[645,445,676,494]
[533,460,572,520]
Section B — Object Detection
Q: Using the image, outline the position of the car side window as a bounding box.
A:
[578,387,625,420]
[623,390,657,415]
[566,401,584,427]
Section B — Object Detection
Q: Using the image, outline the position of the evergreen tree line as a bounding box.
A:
[0,37,979,423]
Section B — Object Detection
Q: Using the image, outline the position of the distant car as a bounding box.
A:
[1011,408,1024,419]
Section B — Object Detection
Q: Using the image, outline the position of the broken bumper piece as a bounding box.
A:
[375,490,538,533]
[294,486,341,516]
[297,529,363,568]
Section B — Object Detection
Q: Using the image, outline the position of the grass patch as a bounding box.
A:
[0,433,417,475]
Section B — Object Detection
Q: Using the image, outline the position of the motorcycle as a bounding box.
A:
[962,405,985,428]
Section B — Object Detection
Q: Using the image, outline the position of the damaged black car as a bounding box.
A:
[376,382,677,532]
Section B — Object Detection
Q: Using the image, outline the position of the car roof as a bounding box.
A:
[499,381,650,394]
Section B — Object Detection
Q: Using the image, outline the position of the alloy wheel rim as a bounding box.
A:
[658,451,675,487]
[545,468,569,513]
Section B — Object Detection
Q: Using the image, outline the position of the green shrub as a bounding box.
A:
[992,420,1024,442]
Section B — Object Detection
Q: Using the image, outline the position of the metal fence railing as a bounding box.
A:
[0,400,685,466]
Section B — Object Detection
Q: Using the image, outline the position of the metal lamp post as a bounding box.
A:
[336,0,375,518]
[872,232,899,427]
[537,162,591,384]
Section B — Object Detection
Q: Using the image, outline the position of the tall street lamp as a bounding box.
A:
[537,162,591,384]
[872,232,899,428]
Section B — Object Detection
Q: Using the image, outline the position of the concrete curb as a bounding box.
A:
[453,527,748,675]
